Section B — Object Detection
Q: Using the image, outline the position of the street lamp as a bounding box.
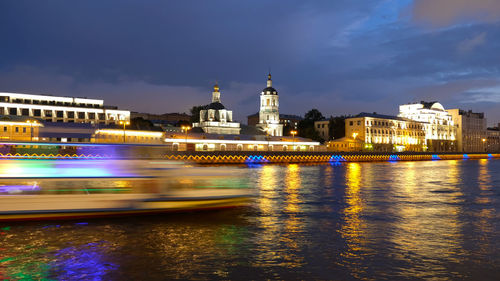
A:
[119,120,130,143]
[290,129,297,151]
[26,120,37,142]
[482,138,487,152]
[181,125,191,150]
[264,127,271,151]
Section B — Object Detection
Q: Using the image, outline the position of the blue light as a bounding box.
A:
[388,155,400,161]
[245,155,269,164]
[50,242,118,280]
[432,155,441,160]
[463,154,469,160]
[488,154,493,158]
[329,155,346,163]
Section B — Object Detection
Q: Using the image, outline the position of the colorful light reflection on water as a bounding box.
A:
[1,159,500,280]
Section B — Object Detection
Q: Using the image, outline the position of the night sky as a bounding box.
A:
[1,0,500,125]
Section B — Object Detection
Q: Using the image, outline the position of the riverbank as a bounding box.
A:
[165,151,500,164]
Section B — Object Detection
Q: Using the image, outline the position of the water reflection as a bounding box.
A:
[389,161,465,279]
[340,163,370,279]
[281,164,305,268]
[1,160,500,280]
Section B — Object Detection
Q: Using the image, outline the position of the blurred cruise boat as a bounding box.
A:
[0,159,255,221]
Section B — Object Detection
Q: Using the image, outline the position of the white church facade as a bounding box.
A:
[192,83,241,135]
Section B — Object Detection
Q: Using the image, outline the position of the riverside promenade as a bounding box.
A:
[165,151,500,164]
[0,142,497,164]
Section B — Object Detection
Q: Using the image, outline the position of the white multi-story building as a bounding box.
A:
[398,101,456,151]
[0,92,130,125]
[343,112,426,152]
[447,109,487,152]
[193,84,241,135]
[257,74,283,136]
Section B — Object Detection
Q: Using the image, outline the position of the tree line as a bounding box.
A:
[297,109,351,143]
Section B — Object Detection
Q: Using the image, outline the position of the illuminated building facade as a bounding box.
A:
[0,115,42,141]
[398,101,456,151]
[447,109,487,152]
[93,129,164,144]
[345,112,426,152]
[193,84,241,135]
[163,133,320,152]
[0,92,130,125]
[326,137,363,152]
[256,74,283,136]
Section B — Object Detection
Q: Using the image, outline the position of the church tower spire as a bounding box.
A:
[212,82,221,103]
[267,73,272,88]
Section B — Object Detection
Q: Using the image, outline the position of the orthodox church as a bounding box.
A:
[192,83,241,135]
[256,73,283,136]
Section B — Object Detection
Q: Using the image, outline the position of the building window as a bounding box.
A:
[350,121,353,126]
[9,108,17,115]
[33,109,41,117]
[3,127,6,132]
[88,113,96,119]
[67,112,75,118]
[15,127,19,133]
[56,111,64,118]
[22,127,26,133]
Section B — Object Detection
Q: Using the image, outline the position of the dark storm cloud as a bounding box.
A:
[0,0,378,85]
[0,0,500,124]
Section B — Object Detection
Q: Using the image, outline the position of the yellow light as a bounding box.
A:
[95,129,163,137]
[352,132,358,139]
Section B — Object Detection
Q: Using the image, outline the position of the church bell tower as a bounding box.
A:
[257,73,283,136]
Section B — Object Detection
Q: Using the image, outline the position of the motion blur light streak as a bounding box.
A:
[0,159,137,178]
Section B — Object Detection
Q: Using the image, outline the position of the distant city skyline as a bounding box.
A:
[1,0,500,125]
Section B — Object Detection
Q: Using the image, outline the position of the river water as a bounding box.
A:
[1,159,500,280]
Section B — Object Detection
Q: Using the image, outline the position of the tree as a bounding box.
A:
[176,120,191,127]
[298,109,325,142]
[129,117,162,131]
[190,105,205,123]
[304,109,324,122]
[328,115,350,139]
